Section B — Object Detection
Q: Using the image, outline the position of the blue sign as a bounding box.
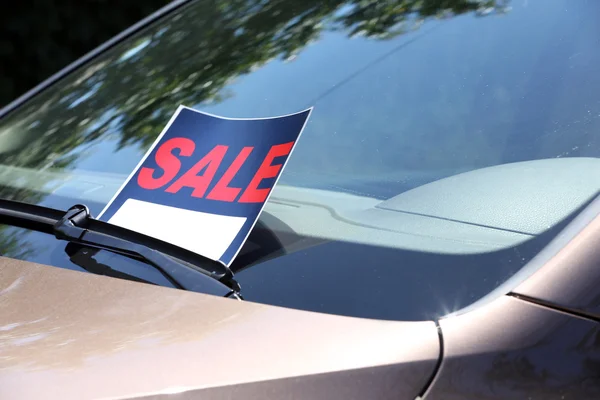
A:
[98,105,312,266]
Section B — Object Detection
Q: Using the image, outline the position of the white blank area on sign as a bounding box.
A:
[107,198,247,262]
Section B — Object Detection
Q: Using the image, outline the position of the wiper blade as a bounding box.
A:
[0,200,241,298]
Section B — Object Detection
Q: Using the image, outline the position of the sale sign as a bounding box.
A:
[98,105,312,266]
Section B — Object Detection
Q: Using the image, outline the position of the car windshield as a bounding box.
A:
[0,0,598,321]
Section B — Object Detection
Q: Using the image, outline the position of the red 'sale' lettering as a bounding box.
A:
[239,141,294,203]
[207,146,254,202]
[166,145,228,197]
[137,137,194,190]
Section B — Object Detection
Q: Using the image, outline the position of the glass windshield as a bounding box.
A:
[0,0,598,320]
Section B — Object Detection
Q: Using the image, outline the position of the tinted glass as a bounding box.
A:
[0,0,598,320]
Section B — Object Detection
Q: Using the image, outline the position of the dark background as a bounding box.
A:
[1,0,170,107]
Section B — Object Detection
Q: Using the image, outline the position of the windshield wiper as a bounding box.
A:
[0,200,241,299]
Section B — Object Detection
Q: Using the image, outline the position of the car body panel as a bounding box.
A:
[137,364,427,400]
[0,256,439,399]
[513,203,600,319]
[423,296,600,400]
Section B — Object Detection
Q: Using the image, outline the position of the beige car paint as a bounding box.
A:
[513,206,600,318]
[0,257,439,399]
[422,295,600,400]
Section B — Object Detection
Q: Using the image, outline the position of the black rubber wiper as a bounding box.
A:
[0,199,241,299]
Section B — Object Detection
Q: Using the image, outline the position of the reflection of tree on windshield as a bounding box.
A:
[0,0,511,266]
[0,0,509,189]
[0,227,36,260]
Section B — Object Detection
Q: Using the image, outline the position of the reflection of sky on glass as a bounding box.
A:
[118,38,152,62]
[68,82,103,109]
[61,106,139,174]
[83,107,119,134]
[66,27,413,174]
[67,138,142,174]
[59,0,600,198]
[199,29,417,117]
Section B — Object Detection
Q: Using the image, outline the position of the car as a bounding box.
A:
[0,0,599,399]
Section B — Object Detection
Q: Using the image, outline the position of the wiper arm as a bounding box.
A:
[0,200,241,298]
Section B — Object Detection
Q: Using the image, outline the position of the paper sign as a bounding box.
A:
[98,105,312,266]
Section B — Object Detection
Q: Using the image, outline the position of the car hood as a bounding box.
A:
[0,256,439,400]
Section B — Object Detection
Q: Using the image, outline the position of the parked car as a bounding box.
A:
[0,0,598,399]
